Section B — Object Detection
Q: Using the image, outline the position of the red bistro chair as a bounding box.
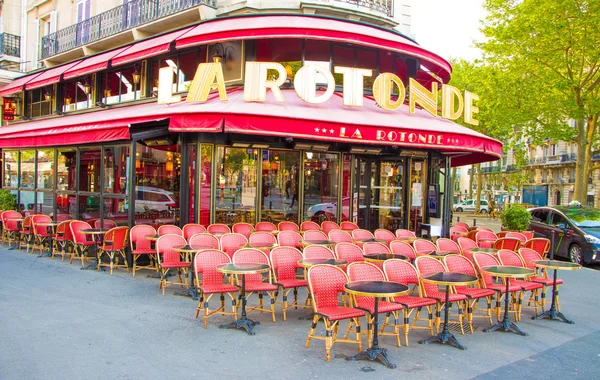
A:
[450,226,468,242]
[524,238,551,259]
[493,237,521,252]
[158,225,183,236]
[497,250,543,320]
[52,220,72,261]
[303,245,335,260]
[457,237,479,261]
[182,223,206,240]
[395,229,416,239]
[2,211,22,249]
[232,222,255,239]
[18,215,34,252]
[340,221,359,231]
[303,230,328,241]
[248,231,277,253]
[320,221,340,234]
[413,239,437,257]
[475,230,498,249]
[270,246,309,320]
[363,241,390,256]
[334,242,365,264]
[374,229,396,246]
[300,221,321,232]
[156,234,189,295]
[31,214,53,255]
[220,233,248,259]
[390,240,417,261]
[436,238,461,254]
[255,221,276,232]
[278,221,299,231]
[328,229,352,244]
[69,221,95,267]
[519,247,564,311]
[506,232,527,243]
[130,225,157,277]
[207,223,231,235]
[95,219,117,229]
[55,213,73,222]
[453,222,469,230]
[277,230,303,249]
[189,233,220,250]
[97,226,130,275]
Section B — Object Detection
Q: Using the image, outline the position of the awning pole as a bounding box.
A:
[442,156,452,238]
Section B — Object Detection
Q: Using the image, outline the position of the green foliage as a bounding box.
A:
[0,189,16,211]
[500,204,532,231]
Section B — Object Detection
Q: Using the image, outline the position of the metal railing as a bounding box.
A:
[41,0,215,59]
[0,33,21,57]
[335,0,394,17]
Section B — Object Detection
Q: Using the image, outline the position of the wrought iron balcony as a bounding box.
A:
[41,0,215,59]
[0,33,21,57]
[334,0,394,17]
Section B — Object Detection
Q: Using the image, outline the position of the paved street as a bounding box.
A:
[1,246,600,380]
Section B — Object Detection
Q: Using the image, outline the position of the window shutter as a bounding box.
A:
[33,18,40,68]
[49,11,57,34]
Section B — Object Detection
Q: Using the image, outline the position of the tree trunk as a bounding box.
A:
[475,163,482,213]
[469,164,474,199]
[574,118,587,203]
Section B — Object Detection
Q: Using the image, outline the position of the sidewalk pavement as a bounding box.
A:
[1,247,599,380]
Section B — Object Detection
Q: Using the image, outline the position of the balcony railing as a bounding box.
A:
[41,0,215,59]
[334,0,394,17]
[0,33,21,57]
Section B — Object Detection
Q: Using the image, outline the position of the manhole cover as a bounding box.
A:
[441,322,479,332]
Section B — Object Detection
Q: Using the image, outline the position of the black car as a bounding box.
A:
[528,205,600,265]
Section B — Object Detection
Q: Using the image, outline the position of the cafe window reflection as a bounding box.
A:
[260,149,300,225]
[58,149,76,191]
[303,152,340,224]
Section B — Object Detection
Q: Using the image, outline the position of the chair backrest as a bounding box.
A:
[95,219,117,229]
[389,240,417,260]
[518,247,543,270]
[334,242,364,263]
[493,237,521,252]
[307,265,349,311]
[339,221,359,231]
[458,237,478,251]
[277,230,303,248]
[303,245,335,260]
[104,226,129,250]
[454,222,469,230]
[477,226,494,232]
[55,220,69,235]
[207,223,231,234]
[496,231,509,238]
[472,252,501,287]
[475,230,498,246]
[524,238,551,258]
[158,225,183,236]
[444,254,478,277]
[69,220,92,244]
[270,247,303,283]
[60,220,74,241]
[157,234,187,265]
[194,249,231,286]
[351,229,374,240]
[413,239,437,255]
[130,224,156,251]
[436,238,461,253]
[383,259,420,286]
[521,231,534,240]
[321,221,340,234]
[3,211,22,230]
[328,229,352,244]
[21,215,33,231]
[231,223,254,239]
[347,262,385,306]
[395,229,416,238]
[415,256,447,296]
[450,226,468,242]
[497,249,525,267]
[233,248,271,282]
[363,242,390,256]
[303,230,328,241]
[189,233,220,250]
[32,214,53,234]
[220,233,249,258]
[182,223,206,240]
[374,229,396,245]
[1,210,18,222]
[506,232,527,242]
[248,231,277,247]
[300,221,321,231]
[278,221,299,231]
[55,213,74,222]
[255,221,276,232]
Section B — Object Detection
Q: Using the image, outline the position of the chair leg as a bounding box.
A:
[306,314,319,348]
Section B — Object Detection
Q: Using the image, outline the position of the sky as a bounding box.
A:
[410,0,487,62]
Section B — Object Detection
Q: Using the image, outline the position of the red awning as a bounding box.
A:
[25,60,83,91]
[63,46,131,80]
[111,27,194,67]
[176,15,452,83]
[0,72,44,97]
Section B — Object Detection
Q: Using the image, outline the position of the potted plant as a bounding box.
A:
[0,189,16,211]
[499,204,532,232]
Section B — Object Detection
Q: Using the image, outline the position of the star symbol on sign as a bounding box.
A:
[315,127,320,133]
[329,129,334,134]
[322,128,327,133]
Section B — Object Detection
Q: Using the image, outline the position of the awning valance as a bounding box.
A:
[63,46,131,80]
[25,60,83,91]
[0,72,44,97]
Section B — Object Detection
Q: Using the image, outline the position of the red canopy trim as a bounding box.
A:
[0,72,44,97]
[63,46,131,80]
[25,60,83,91]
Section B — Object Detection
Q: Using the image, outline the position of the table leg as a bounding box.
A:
[533,269,573,324]
[419,285,467,350]
[38,231,53,258]
[81,236,105,271]
[220,274,259,335]
[175,254,198,300]
[347,297,396,368]
[484,279,527,335]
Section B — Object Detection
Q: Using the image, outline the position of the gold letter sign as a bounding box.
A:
[372,73,406,111]
[244,62,287,102]
[186,63,227,103]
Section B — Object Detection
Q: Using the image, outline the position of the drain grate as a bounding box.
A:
[440,322,479,332]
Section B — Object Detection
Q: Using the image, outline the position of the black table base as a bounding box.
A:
[532,269,574,324]
[347,347,396,369]
[219,274,258,335]
[80,245,105,272]
[484,279,527,336]
[419,285,466,350]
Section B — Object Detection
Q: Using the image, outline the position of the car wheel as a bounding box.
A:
[314,211,327,224]
[479,209,488,214]
[568,244,583,265]
[456,207,463,212]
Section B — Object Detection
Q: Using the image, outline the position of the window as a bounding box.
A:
[37,149,54,189]
[26,88,53,117]
[303,152,340,223]
[531,209,549,223]
[4,151,18,188]
[62,78,92,112]
[550,212,569,228]
[150,48,206,95]
[102,66,141,104]
[20,150,35,189]
[57,149,76,191]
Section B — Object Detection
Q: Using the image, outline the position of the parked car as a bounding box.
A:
[306,197,351,222]
[134,186,178,212]
[453,199,489,213]
[528,205,600,265]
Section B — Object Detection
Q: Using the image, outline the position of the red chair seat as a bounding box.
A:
[244,282,278,292]
[531,276,563,286]
[132,248,155,255]
[200,284,239,294]
[455,287,496,299]
[161,262,189,269]
[393,295,437,308]
[512,280,543,291]
[99,244,115,251]
[355,300,403,314]
[317,306,366,321]
[55,235,66,241]
[77,241,96,246]
[6,226,19,232]
[425,292,468,303]
[487,283,522,293]
[276,279,308,288]
[35,231,52,237]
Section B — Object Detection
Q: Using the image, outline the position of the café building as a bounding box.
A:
[0,14,501,235]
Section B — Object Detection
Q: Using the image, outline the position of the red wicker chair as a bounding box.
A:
[232,222,255,239]
[303,230,328,241]
[351,229,374,241]
[55,213,74,222]
[270,247,309,320]
[475,230,498,249]
[158,225,183,236]
[457,237,478,261]
[2,211,22,249]
[334,242,364,263]
[31,214,53,254]
[444,255,495,332]
[328,229,352,244]
[413,239,437,257]
[18,215,34,252]
[450,226,468,242]
[524,238,551,259]
[363,241,390,256]
[374,229,396,246]
[97,226,129,275]
[182,223,206,240]
[300,221,321,231]
[130,225,157,277]
[339,221,359,231]
[207,223,231,235]
[519,247,564,311]
[156,234,189,295]
[415,256,468,334]
[220,233,248,258]
[390,240,417,261]
[278,221,299,231]
[52,220,72,261]
[277,230,303,249]
[346,261,404,347]
[454,222,469,230]
[255,221,276,232]
[306,264,364,362]
[436,238,461,254]
[69,221,95,266]
[521,231,534,240]
[95,219,117,229]
[320,221,340,234]
[194,249,238,328]
[383,259,436,346]
[497,249,542,320]
[189,233,220,250]
[303,245,335,260]
[506,232,527,242]
[248,231,277,253]
[477,227,494,232]
[395,229,416,238]
[493,237,521,252]
[233,248,278,322]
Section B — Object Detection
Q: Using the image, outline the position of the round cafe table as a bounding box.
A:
[299,239,337,247]
[396,236,418,244]
[426,250,455,260]
[80,228,110,271]
[481,266,534,336]
[217,263,271,335]
[173,245,199,300]
[532,260,581,324]
[363,253,408,263]
[345,281,409,369]
[298,258,348,268]
[36,221,61,258]
[352,238,387,244]
[468,247,499,255]
[419,272,478,350]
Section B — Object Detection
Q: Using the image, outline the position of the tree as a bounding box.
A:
[479,0,600,203]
